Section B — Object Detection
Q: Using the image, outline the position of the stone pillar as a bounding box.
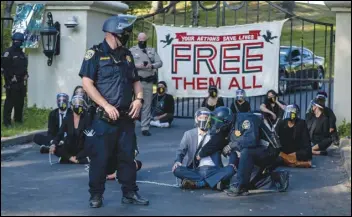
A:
[14,1,128,108]
[325,1,351,125]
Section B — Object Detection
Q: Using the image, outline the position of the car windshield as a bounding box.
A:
[280,47,290,63]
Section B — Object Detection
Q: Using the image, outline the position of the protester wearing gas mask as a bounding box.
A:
[49,95,90,164]
[306,98,332,156]
[307,91,339,146]
[72,85,95,126]
[1,32,28,127]
[201,85,224,112]
[34,93,72,154]
[276,104,312,168]
[260,90,286,130]
[150,81,174,128]
[172,107,236,191]
[130,32,163,136]
[230,89,251,114]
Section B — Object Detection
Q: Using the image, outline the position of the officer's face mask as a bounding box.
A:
[157,86,166,95]
[13,40,23,49]
[138,41,147,49]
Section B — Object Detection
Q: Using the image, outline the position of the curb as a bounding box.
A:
[339,138,351,183]
[1,129,46,149]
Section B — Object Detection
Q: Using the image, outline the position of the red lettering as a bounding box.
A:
[197,78,208,90]
[243,42,263,73]
[253,75,263,89]
[228,77,240,90]
[194,44,217,74]
[172,77,182,89]
[242,77,251,89]
[209,77,221,89]
[220,44,240,74]
[184,77,196,90]
[172,44,191,74]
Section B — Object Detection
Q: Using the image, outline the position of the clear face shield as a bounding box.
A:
[236,89,246,101]
[71,96,87,115]
[195,110,211,131]
[283,105,298,120]
[57,93,69,111]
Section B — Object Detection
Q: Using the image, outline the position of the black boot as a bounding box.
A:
[89,194,103,208]
[142,130,151,136]
[271,170,290,192]
[40,145,50,154]
[122,192,149,205]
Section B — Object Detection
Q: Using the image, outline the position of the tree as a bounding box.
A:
[167,1,177,14]
[150,1,163,14]
[4,1,14,28]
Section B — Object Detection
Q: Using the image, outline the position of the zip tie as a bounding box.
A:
[49,153,60,165]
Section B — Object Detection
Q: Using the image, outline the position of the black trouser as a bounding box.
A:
[3,83,26,125]
[33,134,52,147]
[85,116,138,196]
[236,146,280,190]
[54,142,87,164]
[158,113,174,124]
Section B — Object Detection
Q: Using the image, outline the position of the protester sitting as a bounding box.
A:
[150,81,174,128]
[172,107,236,191]
[313,91,339,146]
[72,85,95,126]
[49,96,90,164]
[201,85,224,111]
[260,90,286,130]
[230,89,251,114]
[276,104,312,168]
[306,98,332,156]
[33,93,72,154]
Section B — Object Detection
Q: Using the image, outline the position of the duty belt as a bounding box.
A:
[96,106,132,125]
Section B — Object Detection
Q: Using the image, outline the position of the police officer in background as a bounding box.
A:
[79,15,148,208]
[130,32,163,136]
[1,32,28,127]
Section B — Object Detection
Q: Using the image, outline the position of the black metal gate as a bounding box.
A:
[133,1,334,119]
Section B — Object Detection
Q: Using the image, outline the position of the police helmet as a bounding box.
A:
[12,32,25,41]
[102,14,137,34]
[283,104,300,121]
[210,106,233,133]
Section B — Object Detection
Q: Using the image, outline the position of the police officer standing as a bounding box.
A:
[79,15,149,208]
[130,32,163,136]
[1,32,28,127]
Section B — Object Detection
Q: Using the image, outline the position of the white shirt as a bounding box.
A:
[197,130,215,167]
[58,110,67,128]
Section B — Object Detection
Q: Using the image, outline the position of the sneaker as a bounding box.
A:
[160,122,170,128]
[150,120,161,127]
[181,179,197,189]
[216,180,230,191]
[89,194,103,208]
[225,185,249,197]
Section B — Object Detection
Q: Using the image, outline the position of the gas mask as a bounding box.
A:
[71,96,87,115]
[195,110,211,131]
[209,88,218,98]
[283,105,298,121]
[56,93,69,112]
[157,87,165,95]
[138,41,147,49]
[13,41,23,49]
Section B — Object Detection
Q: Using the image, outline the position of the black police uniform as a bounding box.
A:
[1,45,28,126]
[79,39,140,197]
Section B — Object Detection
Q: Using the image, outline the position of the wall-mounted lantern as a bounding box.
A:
[40,12,60,66]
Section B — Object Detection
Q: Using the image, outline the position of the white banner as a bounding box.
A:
[155,20,287,97]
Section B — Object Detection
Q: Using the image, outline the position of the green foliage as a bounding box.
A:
[338,119,351,138]
[1,98,51,138]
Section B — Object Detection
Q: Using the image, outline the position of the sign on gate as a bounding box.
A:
[155,19,287,97]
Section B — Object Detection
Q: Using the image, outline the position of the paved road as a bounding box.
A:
[1,119,350,216]
[174,83,334,119]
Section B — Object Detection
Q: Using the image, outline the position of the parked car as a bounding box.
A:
[278,46,325,94]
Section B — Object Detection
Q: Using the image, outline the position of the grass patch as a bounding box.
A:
[338,119,351,138]
[1,98,51,138]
